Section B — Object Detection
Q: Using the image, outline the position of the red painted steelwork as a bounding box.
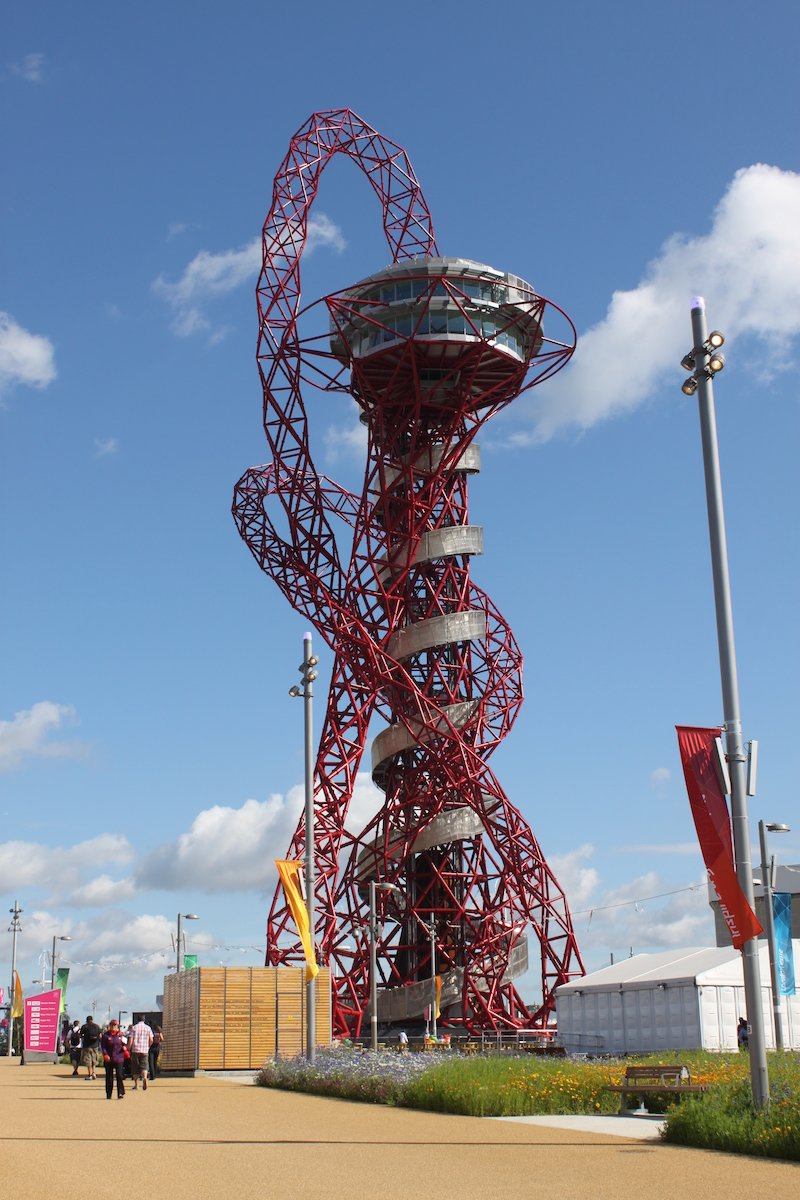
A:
[233,109,584,1036]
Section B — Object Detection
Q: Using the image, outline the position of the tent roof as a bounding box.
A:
[556,945,751,992]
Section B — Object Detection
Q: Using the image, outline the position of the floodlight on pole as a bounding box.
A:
[7,900,22,1058]
[290,632,318,1063]
[680,297,769,1109]
[758,820,791,1051]
[176,913,199,973]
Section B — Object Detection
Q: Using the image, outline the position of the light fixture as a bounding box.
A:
[765,822,790,834]
[708,351,725,374]
[288,684,302,697]
[707,330,725,349]
[682,376,698,396]
[681,352,696,372]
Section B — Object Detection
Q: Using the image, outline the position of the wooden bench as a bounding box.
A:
[609,1064,706,1113]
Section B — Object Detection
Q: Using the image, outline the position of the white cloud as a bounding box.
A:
[134,769,382,895]
[0,834,134,892]
[561,853,715,972]
[153,214,345,340]
[136,793,301,893]
[9,53,45,83]
[324,400,369,463]
[89,912,176,957]
[167,221,195,240]
[0,701,85,771]
[93,436,119,457]
[549,843,601,908]
[344,771,383,833]
[69,875,136,907]
[516,163,800,442]
[0,312,56,398]
[651,767,671,785]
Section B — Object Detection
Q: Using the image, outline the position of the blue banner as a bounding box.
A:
[773,892,796,997]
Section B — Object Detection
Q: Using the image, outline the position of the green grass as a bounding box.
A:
[400,1054,623,1117]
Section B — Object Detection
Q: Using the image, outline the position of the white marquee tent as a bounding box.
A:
[555,942,800,1054]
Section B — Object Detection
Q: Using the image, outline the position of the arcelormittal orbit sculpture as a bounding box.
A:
[233,110,583,1036]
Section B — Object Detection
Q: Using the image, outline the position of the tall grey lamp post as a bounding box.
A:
[50,934,72,990]
[176,913,199,973]
[681,297,769,1109]
[7,900,22,1057]
[369,881,399,1051]
[428,918,437,1039]
[290,632,318,1063]
[758,820,791,1051]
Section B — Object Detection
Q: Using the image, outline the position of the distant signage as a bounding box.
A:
[24,989,62,1053]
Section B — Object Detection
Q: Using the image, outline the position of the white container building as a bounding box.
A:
[555,942,800,1054]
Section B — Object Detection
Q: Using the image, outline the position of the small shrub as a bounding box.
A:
[664,1055,800,1161]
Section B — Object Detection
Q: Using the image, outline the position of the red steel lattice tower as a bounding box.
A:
[233,110,584,1036]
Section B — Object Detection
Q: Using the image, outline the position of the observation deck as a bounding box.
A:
[328,257,545,411]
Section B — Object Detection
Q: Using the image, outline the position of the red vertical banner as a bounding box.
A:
[676,725,762,949]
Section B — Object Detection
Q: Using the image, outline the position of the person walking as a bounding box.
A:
[148,1026,163,1080]
[128,1017,153,1090]
[68,1020,82,1075]
[100,1019,127,1100]
[79,1014,102,1080]
[737,1017,749,1051]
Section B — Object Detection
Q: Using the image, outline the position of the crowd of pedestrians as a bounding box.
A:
[66,1015,164,1100]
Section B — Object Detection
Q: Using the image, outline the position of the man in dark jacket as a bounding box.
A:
[79,1015,102,1080]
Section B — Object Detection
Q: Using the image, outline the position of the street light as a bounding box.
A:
[7,900,22,1058]
[758,820,791,1051]
[405,910,438,1039]
[176,914,199,973]
[290,632,318,1063]
[50,935,72,990]
[368,881,400,1051]
[427,917,438,1039]
[118,1009,128,1027]
[680,298,769,1109]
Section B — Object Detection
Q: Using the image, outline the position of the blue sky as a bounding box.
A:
[2,1,798,1024]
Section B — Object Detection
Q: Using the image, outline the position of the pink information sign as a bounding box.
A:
[24,989,62,1053]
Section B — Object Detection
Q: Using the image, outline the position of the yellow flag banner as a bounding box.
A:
[11,971,23,1019]
[435,974,442,1019]
[275,860,319,983]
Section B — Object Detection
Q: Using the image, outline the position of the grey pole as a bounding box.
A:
[177,914,198,973]
[7,900,22,1058]
[303,632,316,1064]
[758,821,790,1051]
[430,919,437,1039]
[690,297,769,1108]
[368,882,399,1050]
[50,934,71,991]
[369,881,378,1052]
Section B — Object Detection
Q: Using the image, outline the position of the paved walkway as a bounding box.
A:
[2,1057,797,1199]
